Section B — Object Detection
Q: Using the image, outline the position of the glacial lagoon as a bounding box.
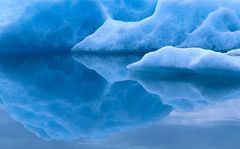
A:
[2,0,240,148]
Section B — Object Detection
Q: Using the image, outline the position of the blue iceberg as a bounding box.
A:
[127,46,240,77]
[0,0,106,53]
[0,0,158,53]
[101,0,157,21]
[1,0,240,53]
[181,8,240,51]
[73,0,240,53]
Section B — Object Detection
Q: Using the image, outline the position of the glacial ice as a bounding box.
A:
[227,49,240,56]
[2,0,240,141]
[1,0,240,53]
[101,0,157,21]
[127,46,240,76]
[0,0,158,52]
[0,0,106,52]
[181,8,240,51]
[73,0,240,53]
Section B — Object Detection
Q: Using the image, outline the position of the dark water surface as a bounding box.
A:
[0,54,240,149]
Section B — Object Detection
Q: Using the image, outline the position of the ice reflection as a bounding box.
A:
[73,54,142,83]
[1,54,240,141]
[73,55,240,124]
[132,74,240,112]
[0,55,172,140]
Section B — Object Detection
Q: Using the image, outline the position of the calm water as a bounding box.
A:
[0,54,240,149]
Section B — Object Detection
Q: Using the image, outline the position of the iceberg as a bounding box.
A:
[181,8,240,51]
[0,0,158,53]
[101,0,157,22]
[1,0,240,53]
[127,46,240,77]
[0,0,106,52]
[73,0,240,53]
[227,49,240,56]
